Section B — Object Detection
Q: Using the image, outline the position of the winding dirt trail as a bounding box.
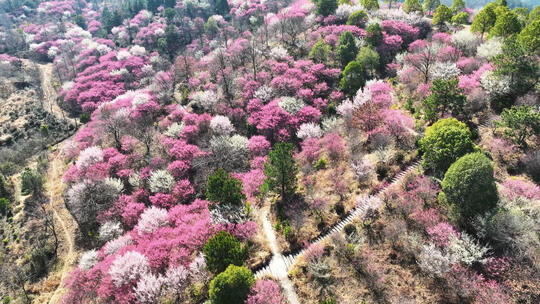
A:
[45,147,78,304]
[37,63,74,124]
[22,61,79,303]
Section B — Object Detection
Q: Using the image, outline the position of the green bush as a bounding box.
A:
[337,31,358,67]
[433,4,452,25]
[497,105,540,149]
[0,198,10,216]
[320,298,338,304]
[471,3,497,38]
[422,78,466,123]
[79,112,91,123]
[208,265,254,304]
[263,142,298,202]
[0,162,18,177]
[206,169,246,206]
[490,8,521,38]
[439,152,498,225]
[518,19,540,53]
[365,23,383,47]
[452,12,470,25]
[309,39,331,63]
[203,231,246,273]
[0,174,8,198]
[376,163,389,180]
[403,0,423,14]
[347,10,368,27]
[21,168,44,196]
[340,60,365,96]
[360,0,379,11]
[314,158,327,170]
[40,124,49,138]
[316,0,338,17]
[419,118,476,175]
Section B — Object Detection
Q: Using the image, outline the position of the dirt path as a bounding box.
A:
[41,147,78,304]
[37,63,73,123]
[259,209,301,304]
[22,61,79,303]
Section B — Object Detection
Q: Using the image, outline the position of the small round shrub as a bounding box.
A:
[203,231,246,273]
[347,10,368,27]
[439,152,498,225]
[314,158,327,170]
[209,265,254,304]
[452,12,470,25]
[419,118,476,175]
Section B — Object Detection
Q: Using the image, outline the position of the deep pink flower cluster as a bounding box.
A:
[60,50,150,111]
[381,20,419,47]
[61,200,215,303]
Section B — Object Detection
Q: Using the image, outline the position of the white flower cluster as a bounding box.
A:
[47,46,59,59]
[134,273,164,303]
[337,86,372,119]
[254,85,274,103]
[109,251,150,287]
[477,37,503,60]
[417,243,453,277]
[448,233,490,266]
[351,158,373,183]
[270,46,289,61]
[66,27,91,39]
[129,173,141,188]
[149,169,175,193]
[210,134,250,169]
[154,28,165,36]
[76,146,103,170]
[130,45,146,57]
[97,44,112,55]
[430,62,461,80]
[321,117,343,133]
[136,206,169,235]
[190,90,219,112]
[131,91,152,108]
[104,234,133,256]
[481,70,511,98]
[417,233,490,277]
[278,96,305,114]
[209,203,247,225]
[116,50,132,61]
[164,122,185,138]
[110,68,129,76]
[297,123,323,139]
[451,29,481,56]
[374,8,424,24]
[210,115,235,135]
[99,221,124,242]
[62,81,75,91]
[104,177,124,194]
[78,250,99,270]
[335,4,365,21]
